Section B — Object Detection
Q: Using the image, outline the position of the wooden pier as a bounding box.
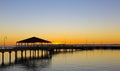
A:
[0,44,120,65]
[0,37,120,66]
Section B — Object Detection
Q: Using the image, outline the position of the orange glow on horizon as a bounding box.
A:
[0,34,120,46]
[52,41,63,44]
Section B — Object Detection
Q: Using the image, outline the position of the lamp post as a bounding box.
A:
[3,36,7,49]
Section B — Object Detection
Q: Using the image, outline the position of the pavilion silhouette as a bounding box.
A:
[16,36,51,46]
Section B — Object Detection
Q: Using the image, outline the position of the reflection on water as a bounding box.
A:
[0,49,120,71]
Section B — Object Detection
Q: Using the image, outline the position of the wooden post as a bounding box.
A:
[37,50,39,57]
[30,50,31,59]
[35,50,36,58]
[41,50,43,57]
[2,52,4,65]
[25,50,26,59]
[21,50,23,59]
[15,51,17,62]
[9,51,11,64]
[33,50,35,58]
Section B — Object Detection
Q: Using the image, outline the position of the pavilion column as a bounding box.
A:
[31,43,32,47]
[21,43,23,47]
[20,43,22,47]
[27,43,28,47]
[17,43,19,47]
[24,43,25,47]
[30,43,32,47]
[19,43,20,47]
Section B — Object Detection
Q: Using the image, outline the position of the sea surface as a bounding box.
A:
[0,49,120,71]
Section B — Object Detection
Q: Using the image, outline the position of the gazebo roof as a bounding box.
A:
[16,37,51,43]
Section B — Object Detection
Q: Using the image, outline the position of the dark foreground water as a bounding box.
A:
[0,50,120,71]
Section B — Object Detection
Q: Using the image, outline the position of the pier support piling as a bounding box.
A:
[15,51,17,62]
[35,50,36,58]
[21,50,23,59]
[30,50,31,59]
[25,50,26,59]
[37,50,39,57]
[2,52,4,65]
[9,51,11,64]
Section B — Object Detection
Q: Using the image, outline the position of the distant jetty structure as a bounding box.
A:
[0,36,120,66]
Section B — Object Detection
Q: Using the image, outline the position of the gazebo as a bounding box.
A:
[16,37,51,47]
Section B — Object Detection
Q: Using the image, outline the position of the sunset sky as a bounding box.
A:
[0,0,120,46]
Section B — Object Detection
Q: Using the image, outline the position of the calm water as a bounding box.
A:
[0,50,120,71]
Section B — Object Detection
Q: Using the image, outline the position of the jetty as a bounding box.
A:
[0,36,120,66]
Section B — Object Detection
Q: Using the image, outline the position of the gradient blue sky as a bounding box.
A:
[0,0,120,45]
